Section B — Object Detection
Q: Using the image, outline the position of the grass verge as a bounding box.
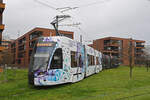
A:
[0,66,150,100]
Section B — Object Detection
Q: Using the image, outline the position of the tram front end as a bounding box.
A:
[28,37,64,86]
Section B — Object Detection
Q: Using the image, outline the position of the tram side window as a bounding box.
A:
[50,48,63,69]
[90,55,93,65]
[71,51,77,67]
[88,54,95,66]
[92,56,95,65]
[87,54,90,66]
[88,54,92,66]
[96,57,99,65]
[79,54,83,68]
[91,55,95,65]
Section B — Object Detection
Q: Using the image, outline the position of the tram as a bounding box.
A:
[28,36,102,86]
[102,54,119,69]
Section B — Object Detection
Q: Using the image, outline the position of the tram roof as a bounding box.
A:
[40,36,100,53]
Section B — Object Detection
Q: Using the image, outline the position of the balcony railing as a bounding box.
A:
[0,2,5,9]
[136,45,144,48]
[104,43,119,47]
[103,49,119,53]
[136,51,144,54]
[0,24,4,30]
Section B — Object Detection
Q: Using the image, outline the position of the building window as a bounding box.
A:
[18,37,26,45]
[11,43,16,48]
[18,45,26,51]
[29,50,33,56]
[18,52,25,58]
[29,41,36,48]
[18,59,21,64]
[29,31,43,40]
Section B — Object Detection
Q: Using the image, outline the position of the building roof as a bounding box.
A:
[10,27,74,43]
[94,36,145,43]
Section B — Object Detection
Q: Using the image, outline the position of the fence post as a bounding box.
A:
[0,66,3,82]
[129,38,133,79]
[4,64,7,82]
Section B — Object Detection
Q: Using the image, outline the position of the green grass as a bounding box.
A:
[0,66,150,100]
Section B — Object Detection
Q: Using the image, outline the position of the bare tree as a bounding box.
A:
[0,49,14,82]
[0,49,14,66]
[143,45,150,72]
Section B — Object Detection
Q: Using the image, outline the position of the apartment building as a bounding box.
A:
[0,0,5,45]
[0,40,11,51]
[90,37,145,65]
[10,27,74,67]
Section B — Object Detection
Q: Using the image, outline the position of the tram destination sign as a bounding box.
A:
[37,43,54,47]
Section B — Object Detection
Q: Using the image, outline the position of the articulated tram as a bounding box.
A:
[28,36,102,86]
[102,55,119,69]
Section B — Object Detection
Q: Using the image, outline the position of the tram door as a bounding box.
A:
[95,53,102,73]
[77,43,85,81]
[71,43,85,82]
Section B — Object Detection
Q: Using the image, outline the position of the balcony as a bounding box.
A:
[11,43,16,48]
[0,24,4,30]
[0,46,5,51]
[18,45,26,51]
[104,43,119,47]
[104,40,120,47]
[102,49,119,54]
[103,46,119,52]
[29,31,43,40]
[18,37,26,46]
[0,2,5,8]
[136,45,144,48]
[135,50,144,54]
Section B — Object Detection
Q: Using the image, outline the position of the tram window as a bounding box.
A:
[71,51,77,67]
[92,56,95,65]
[87,54,90,66]
[79,54,83,68]
[90,55,93,65]
[87,54,91,66]
[88,54,95,66]
[91,55,95,65]
[96,57,99,65]
[50,48,63,69]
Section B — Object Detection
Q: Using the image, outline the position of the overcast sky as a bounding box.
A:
[2,0,150,44]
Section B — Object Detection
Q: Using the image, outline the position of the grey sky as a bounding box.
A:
[2,0,150,44]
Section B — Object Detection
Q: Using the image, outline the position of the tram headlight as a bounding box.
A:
[39,72,44,75]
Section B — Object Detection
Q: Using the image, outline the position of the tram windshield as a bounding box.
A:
[32,42,56,71]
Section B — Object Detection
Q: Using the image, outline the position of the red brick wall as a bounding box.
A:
[90,37,145,66]
[10,27,74,68]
